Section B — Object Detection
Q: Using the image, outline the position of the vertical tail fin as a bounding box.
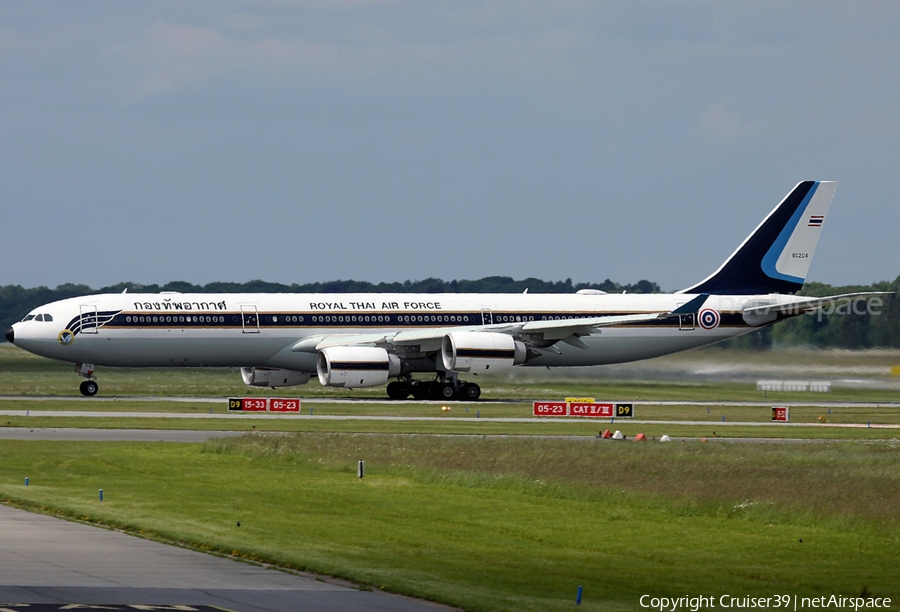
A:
[681,181,837,295]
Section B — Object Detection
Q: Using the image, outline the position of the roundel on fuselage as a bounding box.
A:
[698,309,720,330]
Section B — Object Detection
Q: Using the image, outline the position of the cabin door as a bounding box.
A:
[80,304,99,335]
[481,309,493,325]
[241,305,260,333]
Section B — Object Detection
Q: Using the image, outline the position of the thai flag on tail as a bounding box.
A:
[809,215,824,227]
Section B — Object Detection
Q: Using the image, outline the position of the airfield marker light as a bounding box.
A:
[828,408,831,415]
[25,477,28,486]
[577,585,583,605]
[477,410,480,419]
[707,407,710,414]
[99,489,103,502]
[722,415,726,422]
[310,407,314,415]
[358,460,364,479]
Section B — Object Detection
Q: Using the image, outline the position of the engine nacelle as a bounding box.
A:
[441,331,527,373]
[317,346,401,389]
[241,367,312,388]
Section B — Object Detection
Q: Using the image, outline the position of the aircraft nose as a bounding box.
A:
[4,327,13,344]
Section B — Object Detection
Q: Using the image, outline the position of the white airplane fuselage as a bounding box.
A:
[11,290,781,371]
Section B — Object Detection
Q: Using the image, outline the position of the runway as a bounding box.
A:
[0,505,450,612]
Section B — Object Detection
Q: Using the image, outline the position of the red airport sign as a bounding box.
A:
[533,401,568,416]
[772,406,790,422]
[270,398,301,412]
[242,398,268,412]
[569,402,614,417]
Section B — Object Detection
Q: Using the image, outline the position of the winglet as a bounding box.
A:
[671,293,709,315]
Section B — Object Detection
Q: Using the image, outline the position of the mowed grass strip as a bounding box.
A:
[1,435,898,612]
[1,414,899,440]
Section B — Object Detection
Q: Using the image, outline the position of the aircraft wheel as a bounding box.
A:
[80,380,99,397]
[412,381,432,400]
[461,382,481,401]
[426,381,444,400]
[438,383,455,400]
[387,381,410,400]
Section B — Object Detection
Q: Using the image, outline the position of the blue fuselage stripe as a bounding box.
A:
[94,310,752,330]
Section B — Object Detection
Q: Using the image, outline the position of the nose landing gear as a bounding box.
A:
[76,363,98,396]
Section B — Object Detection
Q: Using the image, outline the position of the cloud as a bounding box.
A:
[697,100,744,142]
[116,23,230,98]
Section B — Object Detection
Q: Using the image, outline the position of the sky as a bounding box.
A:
[2,1,898,292]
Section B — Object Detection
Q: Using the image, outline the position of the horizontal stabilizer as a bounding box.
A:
[742,292,893,316]
[670,293,709,315]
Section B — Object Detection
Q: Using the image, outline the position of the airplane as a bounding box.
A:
[5,181,887,400]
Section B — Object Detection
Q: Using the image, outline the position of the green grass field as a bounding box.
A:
[1,435,898,611]
[2,344,900,610]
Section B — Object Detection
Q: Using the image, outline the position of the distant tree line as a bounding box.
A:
[1,275,897,349]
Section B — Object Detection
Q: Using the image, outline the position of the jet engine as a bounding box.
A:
[441,331,527,373]
[317,346,401,388]
[241,367,312,388]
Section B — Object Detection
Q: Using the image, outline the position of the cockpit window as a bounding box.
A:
[35,314,44,322]
[22,314,35,322]
[43,314,53,322]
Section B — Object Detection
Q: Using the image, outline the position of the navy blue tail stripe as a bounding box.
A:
[683,182,816,295]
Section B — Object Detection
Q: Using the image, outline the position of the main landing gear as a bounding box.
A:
[76,363,98,396]
[386,374,481,401]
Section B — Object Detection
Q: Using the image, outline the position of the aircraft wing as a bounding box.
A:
[518,293,708,342]
[292,294,709,353]
[742,292,893,316]
[291,326,485,353]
